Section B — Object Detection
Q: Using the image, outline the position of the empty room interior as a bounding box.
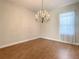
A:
[0,0,79,59]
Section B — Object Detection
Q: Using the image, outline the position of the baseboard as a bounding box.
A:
[0,36,78,49]
[0,36,40,49]
[41,36,79,46]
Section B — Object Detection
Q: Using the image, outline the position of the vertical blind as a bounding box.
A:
[59,11,75,35]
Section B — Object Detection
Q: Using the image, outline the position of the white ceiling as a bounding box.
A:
[2,0,79,11]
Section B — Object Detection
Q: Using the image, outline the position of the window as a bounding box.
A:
[59,11,75,35]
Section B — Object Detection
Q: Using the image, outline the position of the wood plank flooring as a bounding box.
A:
[0,38,79,59]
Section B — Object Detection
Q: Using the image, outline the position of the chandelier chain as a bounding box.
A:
[42,0,43,9]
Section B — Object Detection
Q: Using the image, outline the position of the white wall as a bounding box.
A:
[0,1,40,46]
[75,3,79,43]
[40,11,59,40]
[0,1,79,47]
[41,3,79,43]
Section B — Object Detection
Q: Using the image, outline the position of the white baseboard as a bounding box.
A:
[0,36,40,49]
[0,36,78,49]
[41,36,79,46]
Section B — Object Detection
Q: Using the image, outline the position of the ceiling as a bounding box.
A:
[2,0,79,11]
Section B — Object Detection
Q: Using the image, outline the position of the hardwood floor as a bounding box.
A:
[0,38,79,59]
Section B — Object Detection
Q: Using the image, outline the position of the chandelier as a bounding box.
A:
[35,0,50,23]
